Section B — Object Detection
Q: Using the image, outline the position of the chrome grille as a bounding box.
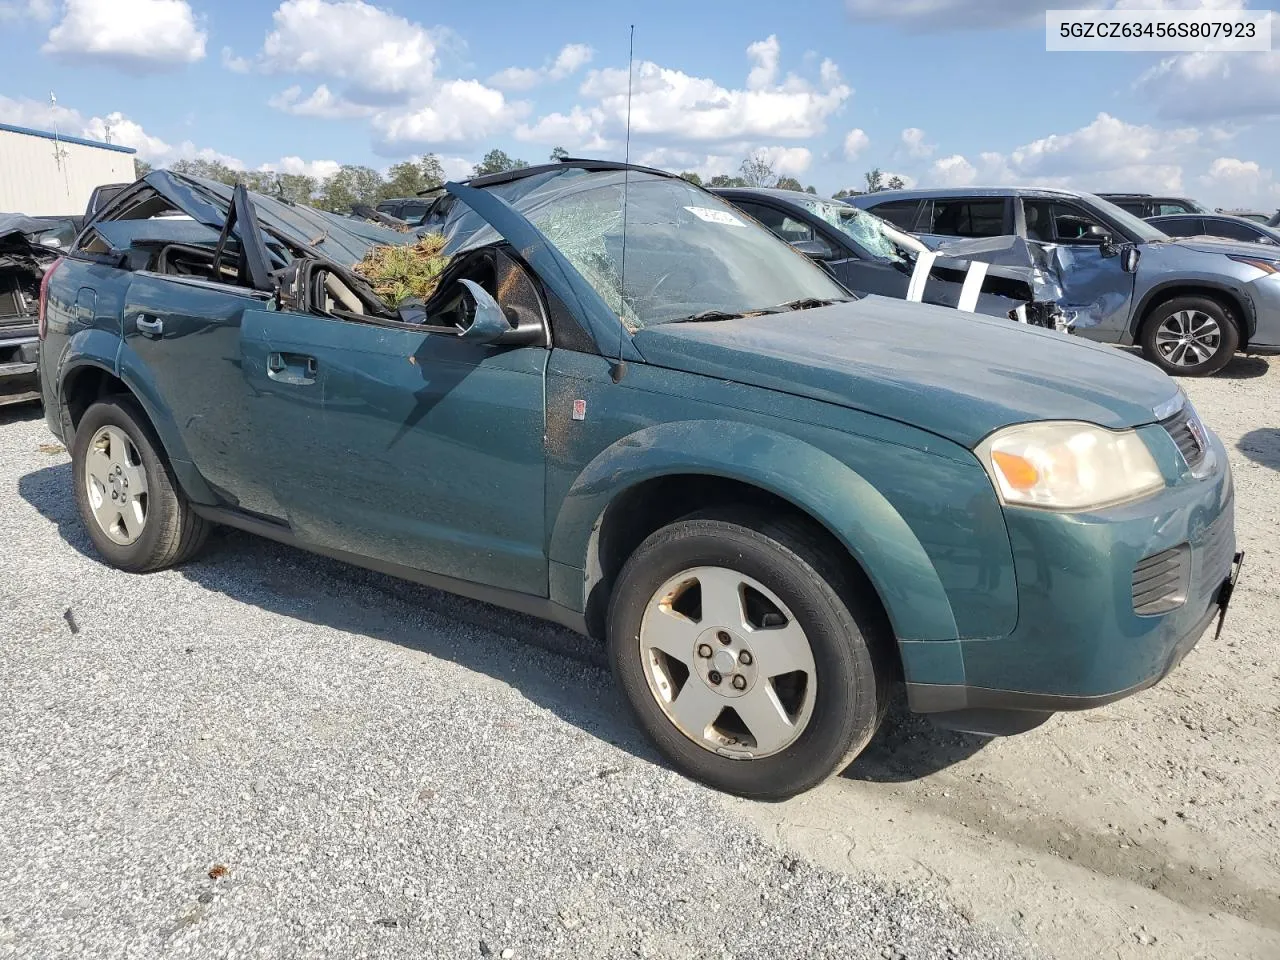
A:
[1161,407,1207,469]
[1132,546,1189,616]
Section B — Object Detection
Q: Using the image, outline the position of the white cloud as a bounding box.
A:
[372,80,529,149]
[929,154,978,186]
[1199,156,1280,207]
[900,127,935,159]
[260,0,439,103]
[514,105,612,151]
[268,84,376,119]
[843,128,870,161]
[488,42,595,91]
[520,38,850,151]
[844,0,1244,29]
[746,35,780,90]
[43,0,206,70]
[221,46,251,73]
[757,145,813,176]
[257,155,342,180]
[0,92,84,132]
[918,113,1205,195]
[1137,51,1280,121]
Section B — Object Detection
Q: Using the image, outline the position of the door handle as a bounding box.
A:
[267,352,318,385]
[136,316,164,337]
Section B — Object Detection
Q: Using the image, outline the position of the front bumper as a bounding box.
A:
[906,429,1236,734]
[0,332,40,406]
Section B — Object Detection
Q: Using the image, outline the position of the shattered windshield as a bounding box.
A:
[459,170,849,328]
[800,199,904,263]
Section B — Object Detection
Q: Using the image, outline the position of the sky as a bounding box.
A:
[0,0,1277,209]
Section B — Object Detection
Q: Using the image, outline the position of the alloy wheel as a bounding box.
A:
[638,566,817,759]
[1155,310,1221,368]
[83,425,149,545]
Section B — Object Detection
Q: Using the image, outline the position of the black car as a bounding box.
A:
[1148,213,1280,247]
[0,214,76,405]
[1095,193,1209,218]
[713,187,1060,325]
[374,189,458,232]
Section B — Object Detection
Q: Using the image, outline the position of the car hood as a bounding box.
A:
[632,296,1178,449]
[1164,236,1280,260]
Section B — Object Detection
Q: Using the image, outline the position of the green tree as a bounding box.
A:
[739,151,776,188]
[886,175,905,190]
[472,149,529,177]
[169,158,243,186]
[133,159,153,180]
[804,184,817,194]
[678,171,704,186]
[550,145,570,161]
[275,173,318,204]
[864,168,884,193]
[707,173,747,188]
[775,176,804,192]
[317,164,386,211]
[380,154,445,200]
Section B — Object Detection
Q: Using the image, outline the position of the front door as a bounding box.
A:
[1021,198,1137,342]
[238,292,550,596]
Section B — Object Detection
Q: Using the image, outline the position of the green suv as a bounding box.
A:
[38,162,1239,798]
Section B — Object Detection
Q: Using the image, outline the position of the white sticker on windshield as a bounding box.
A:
[684,206,746,227]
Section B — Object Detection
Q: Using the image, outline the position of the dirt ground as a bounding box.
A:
[739,352,1280,960]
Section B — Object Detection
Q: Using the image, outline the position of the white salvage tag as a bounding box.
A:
[684,206,747,227]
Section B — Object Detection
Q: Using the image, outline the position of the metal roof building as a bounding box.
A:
[0,122,136,216]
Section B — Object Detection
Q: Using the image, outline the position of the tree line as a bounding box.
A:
[131,148,902,210]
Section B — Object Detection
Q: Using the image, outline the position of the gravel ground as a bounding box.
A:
[0,405,1026,958]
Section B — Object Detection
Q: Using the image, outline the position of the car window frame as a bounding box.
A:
[865,198,924,232]
[921,196,1011,239]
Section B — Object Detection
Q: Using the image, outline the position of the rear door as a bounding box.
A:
[917,197,1010,249]
[121,272,283,517]
[1021,198,1136,342]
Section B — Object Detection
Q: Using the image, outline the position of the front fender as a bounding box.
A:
[548,420,959,643]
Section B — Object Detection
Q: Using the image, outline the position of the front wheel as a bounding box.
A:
[1140,296,1239,377]
[608,510,890,800]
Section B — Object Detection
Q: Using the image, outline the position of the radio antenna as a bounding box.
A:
[610,24,635,384]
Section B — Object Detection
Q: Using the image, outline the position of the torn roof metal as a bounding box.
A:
[132,170,414,267]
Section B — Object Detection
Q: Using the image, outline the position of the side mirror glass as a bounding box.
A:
[456,278,513,342]
[791,238,835,261]
[1121,246,1141,273]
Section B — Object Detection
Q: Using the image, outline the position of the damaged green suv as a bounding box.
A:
[38,162,1239,799]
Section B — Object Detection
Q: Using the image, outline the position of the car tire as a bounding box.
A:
[1140,296,1239,377]
[72,396,210,573]
[608,508,890,800]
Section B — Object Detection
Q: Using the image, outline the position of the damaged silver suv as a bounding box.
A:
[852,186,1280,376]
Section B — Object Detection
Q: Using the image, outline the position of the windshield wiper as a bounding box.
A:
[772,297,849,311]
[670,309,750,323]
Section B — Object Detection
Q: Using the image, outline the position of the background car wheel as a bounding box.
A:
[608,508,890,800]
[72,397,210,572]
[1140,296,1239,377]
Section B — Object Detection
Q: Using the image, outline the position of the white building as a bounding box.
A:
[0,122,136,216]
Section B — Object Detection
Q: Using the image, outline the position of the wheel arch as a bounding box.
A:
[547,422,960,650]
[60,345,218,504]
[1131,281,1253,347]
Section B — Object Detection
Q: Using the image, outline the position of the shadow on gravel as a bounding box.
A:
[0,400,43,426]
[1211,355,1270,380]
[1237,428,1280,470]
[842,688,990,783]
[21,459,988,788]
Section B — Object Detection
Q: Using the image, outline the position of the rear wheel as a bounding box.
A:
[1140,296,1239,377]
[608,509,890,800]
[72,397,210,572]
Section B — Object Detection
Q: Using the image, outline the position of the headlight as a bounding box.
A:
[976,421,1164,511]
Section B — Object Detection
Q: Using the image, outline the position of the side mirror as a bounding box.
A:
[456,278,514,342]
[791,238,835,261]
[1121,246,1141,273]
